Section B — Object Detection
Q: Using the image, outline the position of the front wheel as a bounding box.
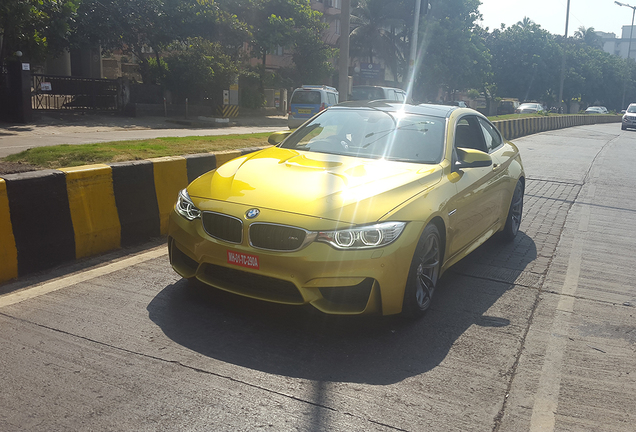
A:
[622,125,627,131]
[402,224,442,318]
[501,180,524,241]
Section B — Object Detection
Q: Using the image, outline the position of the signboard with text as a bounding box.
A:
[359,63,384,80]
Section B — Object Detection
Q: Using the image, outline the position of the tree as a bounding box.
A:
[0,0,79,66]
[485,21,561,104]
[148,37,239,105]
[574,26,603,49]
[349,0,411,84]
[413,0,490,102]
[71,0,246,83]
[221,0,333,88]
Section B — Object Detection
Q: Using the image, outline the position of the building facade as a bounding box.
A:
[600,26,636,60]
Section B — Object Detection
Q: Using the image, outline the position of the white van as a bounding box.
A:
[350,85,406,102]
[288,85,339,129]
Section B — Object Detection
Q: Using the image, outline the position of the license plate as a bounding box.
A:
[297,108,312,114]
[227,250,260,269]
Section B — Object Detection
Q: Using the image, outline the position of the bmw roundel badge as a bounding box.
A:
[245,208,260,219]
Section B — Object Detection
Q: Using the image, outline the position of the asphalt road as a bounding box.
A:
[0,123,634,431]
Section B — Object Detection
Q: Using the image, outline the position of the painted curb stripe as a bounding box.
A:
[3,170,75,276]
[214,150,242,167]
[185,153,217,183]
[0,247,167,308]
[110,161,161,247]
[60,164,121,259]
[0,179,18,282]
[149,156,188,235]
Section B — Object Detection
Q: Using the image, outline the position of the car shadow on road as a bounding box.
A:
[147,232,538,385]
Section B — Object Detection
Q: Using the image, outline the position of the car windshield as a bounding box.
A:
[351,87,385,100]
[280,108,445,164]
[627,105,636,113]
[292,91,321,104]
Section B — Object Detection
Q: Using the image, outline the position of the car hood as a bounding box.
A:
[187,146,442,224]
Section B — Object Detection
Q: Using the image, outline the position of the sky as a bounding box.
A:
[478,0,634,37]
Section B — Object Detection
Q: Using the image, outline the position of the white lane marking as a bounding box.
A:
[529,184,593,431]
[0,247,168,309]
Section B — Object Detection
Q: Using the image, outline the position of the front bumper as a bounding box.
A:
[622,115,636,128]
[168,209,422,316]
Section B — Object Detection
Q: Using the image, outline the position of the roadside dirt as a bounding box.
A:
[0,161,40,175]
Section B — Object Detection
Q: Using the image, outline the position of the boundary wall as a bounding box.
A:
[0,115,622,284]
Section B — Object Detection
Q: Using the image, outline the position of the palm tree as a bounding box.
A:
[348,0,408,84]
[574,26,603,49]
[517,17,535,30]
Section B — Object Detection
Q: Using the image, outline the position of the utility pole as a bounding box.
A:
[557,0,571,114]
[338,0,351,102]
[616,2,636,108]
[406,0,422,103]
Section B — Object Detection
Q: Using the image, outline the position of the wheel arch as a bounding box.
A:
[427,215,447,272]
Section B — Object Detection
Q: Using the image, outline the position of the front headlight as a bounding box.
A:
[316,222,406,250]
[175,189,201,220]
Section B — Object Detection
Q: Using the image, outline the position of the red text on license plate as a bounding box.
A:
[227,250,260,269]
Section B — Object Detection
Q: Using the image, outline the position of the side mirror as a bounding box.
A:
[268,130,292,145]
[455,148,493,169]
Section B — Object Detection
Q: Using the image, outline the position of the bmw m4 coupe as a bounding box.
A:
[168,101,525,317]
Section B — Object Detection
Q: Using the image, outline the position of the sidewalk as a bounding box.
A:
[0,110,288,136]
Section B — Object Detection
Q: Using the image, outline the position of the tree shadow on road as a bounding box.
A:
[147,232,538,385]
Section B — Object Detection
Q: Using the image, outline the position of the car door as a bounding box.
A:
[478,116,514,216]
[446,115,507,258]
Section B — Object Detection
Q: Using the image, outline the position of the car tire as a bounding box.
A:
[501,179,524,242]
[622,125,627,130]
[402,224,442,318]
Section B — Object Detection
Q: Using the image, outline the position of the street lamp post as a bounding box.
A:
[557,0,571,114]
[615,1,636,108]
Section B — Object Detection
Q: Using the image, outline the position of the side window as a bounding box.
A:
[455,116,488,153]
[396,91,405,101]
[477,117,503,152]
[387,89,396,100]
[327,92,337,105]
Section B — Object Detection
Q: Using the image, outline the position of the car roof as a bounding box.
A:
[333,100,460,118]
[352,85,404,91]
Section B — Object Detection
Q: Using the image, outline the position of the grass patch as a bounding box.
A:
[4,133,273,169]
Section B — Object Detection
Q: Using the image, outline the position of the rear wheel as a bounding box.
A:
[402,224,442,318]
[501,180,524,241]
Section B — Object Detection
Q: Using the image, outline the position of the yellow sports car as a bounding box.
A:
[168,102,524,317]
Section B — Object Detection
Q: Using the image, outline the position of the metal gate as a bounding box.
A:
[31,74,119,111]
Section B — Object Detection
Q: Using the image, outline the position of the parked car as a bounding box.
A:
[288,85,339,129]
[497,99,520,115]
[621,103,636,130]
[350,85,406,102]
[450,100,468,108]
[515,102,545,114]
[168,101,525,318]
[585,106,608,114]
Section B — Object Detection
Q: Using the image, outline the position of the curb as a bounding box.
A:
[491,114,622,141]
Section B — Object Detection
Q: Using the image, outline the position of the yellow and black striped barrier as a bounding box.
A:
[217,104,239,118]
[0,149,247,284]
